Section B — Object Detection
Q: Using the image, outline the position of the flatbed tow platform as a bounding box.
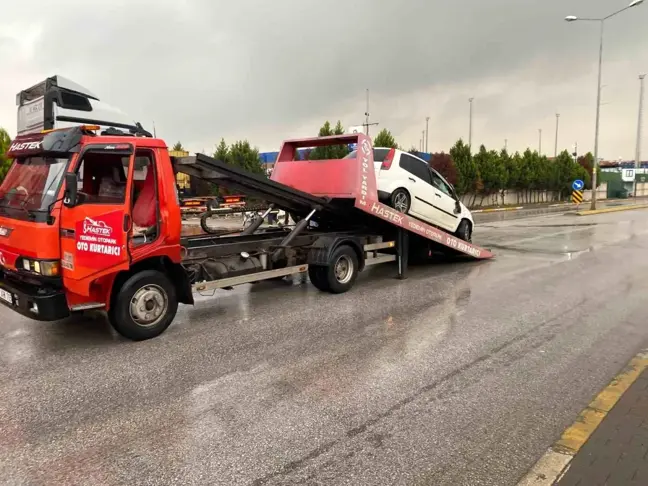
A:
[175,133,492,292]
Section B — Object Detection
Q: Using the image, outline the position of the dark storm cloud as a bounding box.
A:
[1,0,646,156]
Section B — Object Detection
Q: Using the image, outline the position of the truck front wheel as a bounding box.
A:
[109,270,178,341]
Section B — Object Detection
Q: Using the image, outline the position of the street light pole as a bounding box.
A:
[538,128,542,155]
[554,114,560,157]
[565,0,645,209]
[634,74,646,197]
[425,116,430,153]
[468,97,474,150]
[591,20,604,209]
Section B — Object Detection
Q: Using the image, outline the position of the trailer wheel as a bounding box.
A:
[324,245,359,294]
[308,265,330,292]
[109,270,178,341]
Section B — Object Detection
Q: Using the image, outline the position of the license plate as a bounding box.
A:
[0,289,12,305]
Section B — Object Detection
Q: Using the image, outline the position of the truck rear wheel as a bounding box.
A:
[109,270,178,341]
[309,245,359,294]
[308,265,330,292]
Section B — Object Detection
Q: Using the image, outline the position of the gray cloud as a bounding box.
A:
[1,0,647,158]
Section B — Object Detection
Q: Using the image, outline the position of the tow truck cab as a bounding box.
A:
[0,125,191,328]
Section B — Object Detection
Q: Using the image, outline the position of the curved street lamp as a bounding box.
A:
[565,0,644,209]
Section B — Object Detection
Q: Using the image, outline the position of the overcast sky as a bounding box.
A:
[1,0,647,160]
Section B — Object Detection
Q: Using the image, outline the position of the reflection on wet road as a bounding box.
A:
[2,210,648,485]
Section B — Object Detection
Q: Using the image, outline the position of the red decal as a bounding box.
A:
[75,211,124,267]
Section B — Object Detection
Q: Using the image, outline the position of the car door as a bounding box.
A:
[429,168,460,231]
[397,153,437,222]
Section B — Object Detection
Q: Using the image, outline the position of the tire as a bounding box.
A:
[108,270,178,341]
[324,245,360,294]
[308,265,330,292]
[390,189,411,214]
[455,219,472,242]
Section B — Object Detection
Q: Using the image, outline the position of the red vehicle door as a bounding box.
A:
[59,145,135,298]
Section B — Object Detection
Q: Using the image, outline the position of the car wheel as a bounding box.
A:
[390,189,411,213]
[455,219,472,242]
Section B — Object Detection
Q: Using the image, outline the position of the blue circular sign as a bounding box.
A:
[572,179,584,191]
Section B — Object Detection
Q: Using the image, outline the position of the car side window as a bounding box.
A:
[399,154,432,184]
[429,169,453,197]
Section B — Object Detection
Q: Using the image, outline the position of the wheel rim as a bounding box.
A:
[334,255,354,284]
[393,193,409,212]
[129,284,168,327]
[464,224,472,242]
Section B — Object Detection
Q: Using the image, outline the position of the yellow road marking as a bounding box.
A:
[576,204,648,216]
[517,350,648,485]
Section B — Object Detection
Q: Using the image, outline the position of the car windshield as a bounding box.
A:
[343,148,390,162]
[0,156,69,212]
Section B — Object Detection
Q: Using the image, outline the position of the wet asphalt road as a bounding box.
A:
[3,209,648,485]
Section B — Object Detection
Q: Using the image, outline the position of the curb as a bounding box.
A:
[575,204,648,216]
[517,350,648,486]
[472,206,523,214]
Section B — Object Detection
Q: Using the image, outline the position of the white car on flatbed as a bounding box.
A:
[345,147,474,241]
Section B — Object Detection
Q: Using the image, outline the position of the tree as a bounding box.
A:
[577,152,601,188]
[309,120,350,160]
[373,129,398,149]
[473,145,507,205]
[450,139,480,200]
[430,152,458,186]
[171,141,185,152]
[0,128,11,182]
[229,140,264,175]
[213,138,229,162]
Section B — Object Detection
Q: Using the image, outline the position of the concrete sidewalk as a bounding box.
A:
[556,368,648,485]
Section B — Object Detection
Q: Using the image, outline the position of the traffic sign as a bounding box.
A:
[572,179,584,191]
[571,190,584,204]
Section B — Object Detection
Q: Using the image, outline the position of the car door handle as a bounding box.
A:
[434,193,441,198]
[408,177,416,182]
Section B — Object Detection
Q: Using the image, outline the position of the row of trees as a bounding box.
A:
[443,140,593,205]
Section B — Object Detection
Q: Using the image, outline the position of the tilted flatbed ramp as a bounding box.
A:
[184,134,492,260]
[270,133,494,260]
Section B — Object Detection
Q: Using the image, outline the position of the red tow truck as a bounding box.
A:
[0,126,492,341]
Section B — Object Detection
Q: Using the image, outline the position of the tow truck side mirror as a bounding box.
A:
[63,172,78,208]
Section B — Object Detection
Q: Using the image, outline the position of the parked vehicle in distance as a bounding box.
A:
[344,148,473,241]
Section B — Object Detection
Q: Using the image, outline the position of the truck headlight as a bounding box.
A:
[20,258,60,277]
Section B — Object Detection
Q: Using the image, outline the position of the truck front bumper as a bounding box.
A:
[0,273,70,321]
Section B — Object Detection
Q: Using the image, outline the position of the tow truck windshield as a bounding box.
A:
[0,156,68,217]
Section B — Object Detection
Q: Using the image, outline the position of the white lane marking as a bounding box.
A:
[517,449,573,486]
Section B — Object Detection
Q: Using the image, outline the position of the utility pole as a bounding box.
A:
[425,116,430,153]
[538,128,542,155]
[504,139,508,151]
[362,88,379,137]
[468,98,474,150]
[554,114,560,157]
[633,74,646,197]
